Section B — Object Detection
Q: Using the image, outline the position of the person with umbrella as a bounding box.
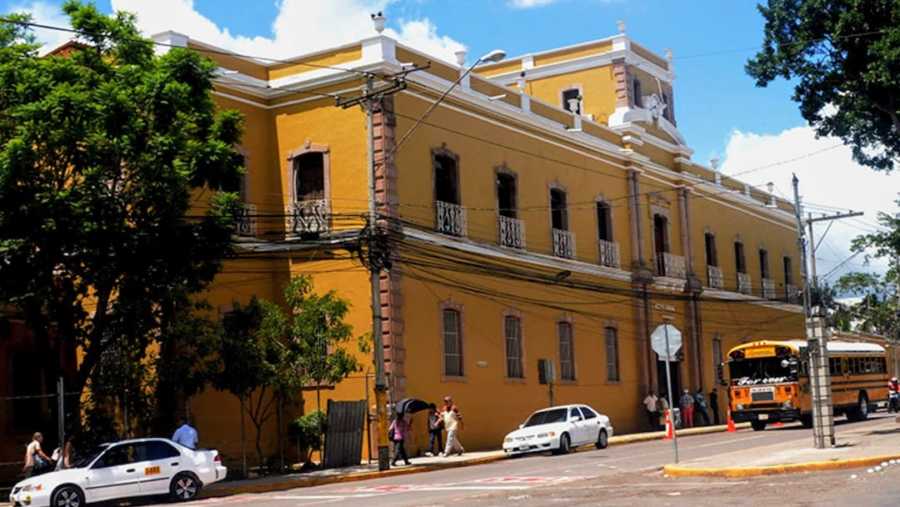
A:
[388,409,412,467]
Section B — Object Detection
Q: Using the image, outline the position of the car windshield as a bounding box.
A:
[72,445,108,469]
[729,357,796,385]
[523,408,567,427]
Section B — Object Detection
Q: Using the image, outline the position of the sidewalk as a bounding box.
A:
[664,416,900,477]
[206,421,748,497]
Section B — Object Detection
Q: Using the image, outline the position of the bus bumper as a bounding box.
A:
[732,409,801,424]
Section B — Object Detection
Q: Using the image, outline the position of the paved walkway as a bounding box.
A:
[665,415,900,476]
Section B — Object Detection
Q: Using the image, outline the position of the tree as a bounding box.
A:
[0,1,243,418]
[746,0,900,171]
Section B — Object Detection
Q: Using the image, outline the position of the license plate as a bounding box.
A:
[758,414,769,421]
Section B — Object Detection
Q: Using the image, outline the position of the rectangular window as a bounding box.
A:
[662,92,671,121]
[293,152,325,201]
[705,233,718,267]
[558,321,575,381]
[596,201,613,241]
[783,257,793,285]
[712,337,723,385]
[734,242,746,273]
[550,188,568,230]
[434,153,459,205]
[561,88,581,114]
[497,172,517,219]
[605,327,620,382]
[633,79,643,107]
[505,316,523,379]
[442,309,463,377]
[759,249,770,279]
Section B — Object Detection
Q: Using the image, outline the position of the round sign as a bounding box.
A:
[651,324,683,361]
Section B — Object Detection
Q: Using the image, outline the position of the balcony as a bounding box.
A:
[598,239,620,268]
[707,265,724,289]
[761,278,776,299]
[552,228,575,259]
[498,215,525,249]
[435,200,467,237]
[785,283,800,304]
[737,272,752,295]
[287,199,330,236]
[234,204,257,236]
[656,252,686,279]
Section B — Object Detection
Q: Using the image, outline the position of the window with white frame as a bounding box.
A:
[605,327,619,382]
[561,88,581,114]
[558,321,575,381]
[505,315,523,378]
[442,308,463,377]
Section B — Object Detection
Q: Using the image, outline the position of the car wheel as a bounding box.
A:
[595,429,608,450]
[51,485,84,507]
[170,472,202,502]
[554,433,571,455]
[751,420,767,431]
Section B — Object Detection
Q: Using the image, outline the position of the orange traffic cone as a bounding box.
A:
[771,421,784,428]
[663,410,675,440]
[726,410,737,432]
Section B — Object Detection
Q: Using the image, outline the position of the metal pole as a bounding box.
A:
[365,74,391,472]
[807,214,818,294]
[663,324,679,463]
[56,377,64,449]
[364,371,372,465]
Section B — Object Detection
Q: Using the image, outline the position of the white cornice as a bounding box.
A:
[487,47,674,86]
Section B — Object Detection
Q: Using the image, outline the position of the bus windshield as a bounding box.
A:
[729,357,796,385]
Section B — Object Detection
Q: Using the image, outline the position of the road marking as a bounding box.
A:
[590,481,749,488]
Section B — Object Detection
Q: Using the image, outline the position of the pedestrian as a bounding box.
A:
[709,388,720,425]
[680,389,695,428]
[693,389,710,426]
[22,432,52,478]
[388,412,412,466]
[172,416,199,449]
[441,396,465,457]
[54,437,75,471]
[642,391,659,431]
[657,394,670,429]
[888,377,900,413]
[426,403,443,457]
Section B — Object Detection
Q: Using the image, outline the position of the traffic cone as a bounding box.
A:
[726,410,736,433]
[663,410,675,440]
[771,421,784,428]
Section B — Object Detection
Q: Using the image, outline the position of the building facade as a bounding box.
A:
[153,24,806,461]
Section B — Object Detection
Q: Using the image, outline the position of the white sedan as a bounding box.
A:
[502,404,614,456]
[9,438,226,507]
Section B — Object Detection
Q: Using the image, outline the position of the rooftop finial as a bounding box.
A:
[617,20,626,34]
[710,157,720,171]
[454,49,467,67]
[766,182,775,194]
[371,12,386,34]
[665,48,673,62]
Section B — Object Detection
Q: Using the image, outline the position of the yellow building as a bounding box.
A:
[152,22,806,462]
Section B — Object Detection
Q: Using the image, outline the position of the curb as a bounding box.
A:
[205,423,748,497]
[663,454,900,478]
[206,454,505,497]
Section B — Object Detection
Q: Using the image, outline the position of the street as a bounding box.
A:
[119,414,898,507]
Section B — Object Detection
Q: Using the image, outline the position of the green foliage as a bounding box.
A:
[289,410,327,455]
[746,0,900,171]
[0,1,244,411]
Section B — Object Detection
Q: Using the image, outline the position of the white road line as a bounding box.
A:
[271,494,380,499]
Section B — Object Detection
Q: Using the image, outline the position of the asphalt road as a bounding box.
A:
[115,413,895,507]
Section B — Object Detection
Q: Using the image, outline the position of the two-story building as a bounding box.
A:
[154,20,805,462]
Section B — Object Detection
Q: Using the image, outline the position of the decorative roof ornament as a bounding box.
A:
[616,20,626,34]
[371,12,386,34]
[644,93,667,122]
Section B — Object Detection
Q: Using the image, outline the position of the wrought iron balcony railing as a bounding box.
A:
[598,239,620,268]
[287,199,330,236]
[707,265,724,289]
[737,272,752,295]
[657,252,686,279]
[761,278,776,299]
[498,215,525,249]
[552,228,575,259]
[435,200,467,237]
[234,204,257,236]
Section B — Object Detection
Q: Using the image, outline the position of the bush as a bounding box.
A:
[289,411,327,466]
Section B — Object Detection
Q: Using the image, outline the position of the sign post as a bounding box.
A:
[651,323,683,464]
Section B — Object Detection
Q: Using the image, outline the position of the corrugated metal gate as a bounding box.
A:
[322,400,366,469]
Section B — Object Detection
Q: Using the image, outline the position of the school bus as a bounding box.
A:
[727,340,889,431]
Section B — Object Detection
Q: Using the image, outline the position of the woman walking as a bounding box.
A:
[389,413,412,466]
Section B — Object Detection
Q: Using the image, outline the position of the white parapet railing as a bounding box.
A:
[287,199,330,236]
[707,265,724,289]
[761,278,776,299]
[658,252,686,279]
[552,228,576,259]
[435,200,467,237]
[737,272,752,295]
[234,203,257,236]
[498,215,525,249]
[598,239,620,268]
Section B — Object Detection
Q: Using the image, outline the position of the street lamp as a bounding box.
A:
[392,48,507,152]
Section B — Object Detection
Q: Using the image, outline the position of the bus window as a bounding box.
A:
[829,358,841,376]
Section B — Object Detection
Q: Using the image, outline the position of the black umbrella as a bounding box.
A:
[395,398,431,415]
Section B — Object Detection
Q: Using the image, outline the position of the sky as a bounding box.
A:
[2,0,897,285]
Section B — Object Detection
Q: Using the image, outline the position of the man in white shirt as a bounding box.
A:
[643,391,659,431]
[23,432,52,477]
[440,396,465,457]
[172,417,199,449]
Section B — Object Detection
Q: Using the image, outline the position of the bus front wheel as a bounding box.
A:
[751,420,767,431]
[847,394,869,422]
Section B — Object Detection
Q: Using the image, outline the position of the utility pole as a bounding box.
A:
[807,210,864,293]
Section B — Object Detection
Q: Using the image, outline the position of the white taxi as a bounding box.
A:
[9,438,226,507]
[502,404,614,456]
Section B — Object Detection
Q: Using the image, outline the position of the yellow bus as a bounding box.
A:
[727,340,889,431]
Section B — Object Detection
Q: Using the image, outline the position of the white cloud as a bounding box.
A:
[11,1,72,53]
[109,0,465,63]
[508,0,560,8]
[719,126,898,285]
